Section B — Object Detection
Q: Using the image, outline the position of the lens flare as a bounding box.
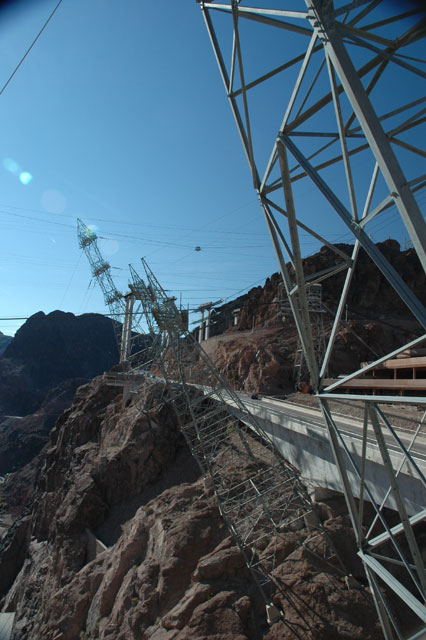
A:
[86,224,98,240]
[41,189,66,213]
[19,171,33,185]
[99,237,119,256]
[3,158,19,174]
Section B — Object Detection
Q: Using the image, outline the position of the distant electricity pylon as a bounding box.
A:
[197,1,426,637]
[77,219,125,352]
[77,218,143,362]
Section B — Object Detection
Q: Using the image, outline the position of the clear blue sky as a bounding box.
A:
[0,0,424,335]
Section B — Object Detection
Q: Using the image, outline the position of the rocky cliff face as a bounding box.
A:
[202,329,294,396]
[203,240,423,395]
[1,311,118,414]
[0,332,12,357]
[0,377,88,477]
[211,240,425,335]
[0,311,119,488]
[0,378,381,639]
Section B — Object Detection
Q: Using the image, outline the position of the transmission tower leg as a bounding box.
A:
[199,308,204,343]
[196,2,426,636]
[120,293,135,363]
[305,0,426,273]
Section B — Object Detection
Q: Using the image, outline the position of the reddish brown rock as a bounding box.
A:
[266,547,381,640]
[0,373,381,640]
[199,241,423,394]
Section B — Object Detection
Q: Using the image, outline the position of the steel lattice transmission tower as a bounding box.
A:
[197,1,426,638]
[128,257,344,619]
[77,218,152,364]
[77,218,126,353]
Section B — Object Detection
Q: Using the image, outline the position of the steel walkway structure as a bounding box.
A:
[196,1,426,638]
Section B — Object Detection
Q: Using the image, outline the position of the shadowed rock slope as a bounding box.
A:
[0,378,88,477]
[0,310,118,417]
[0,378,381,639]
[0,311,119,481]
[211,240,425,335]
[0,332,12,357]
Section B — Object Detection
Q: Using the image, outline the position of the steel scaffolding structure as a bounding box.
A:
[128,257,344,618]
[293,284,326,384]
[197,1,426,637]
[279,281,327,384]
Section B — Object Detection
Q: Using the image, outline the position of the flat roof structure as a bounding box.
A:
[327,355,426,395]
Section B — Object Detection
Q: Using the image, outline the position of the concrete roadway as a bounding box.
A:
[225,392,426,516]
[109,370,426,514]
[242,394,426,461]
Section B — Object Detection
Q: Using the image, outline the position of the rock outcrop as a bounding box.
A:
[0,378,382,639]
[0,311,119,483]
[211,240,425,335]
[202,329,294,396]
[0,378,88,476]
[202,240,423,395]
[0,311,118,416]
[0,331,12,357]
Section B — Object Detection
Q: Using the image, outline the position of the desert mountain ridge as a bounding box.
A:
[0,310,119,418]
[0,311,119,479]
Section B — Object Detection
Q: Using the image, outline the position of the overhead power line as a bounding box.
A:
[0,0,64,98]
[0,202,263,236]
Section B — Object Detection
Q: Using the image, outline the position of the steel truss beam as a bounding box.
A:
[198,1,426,637]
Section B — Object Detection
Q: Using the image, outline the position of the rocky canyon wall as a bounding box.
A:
[0,378,381,639]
